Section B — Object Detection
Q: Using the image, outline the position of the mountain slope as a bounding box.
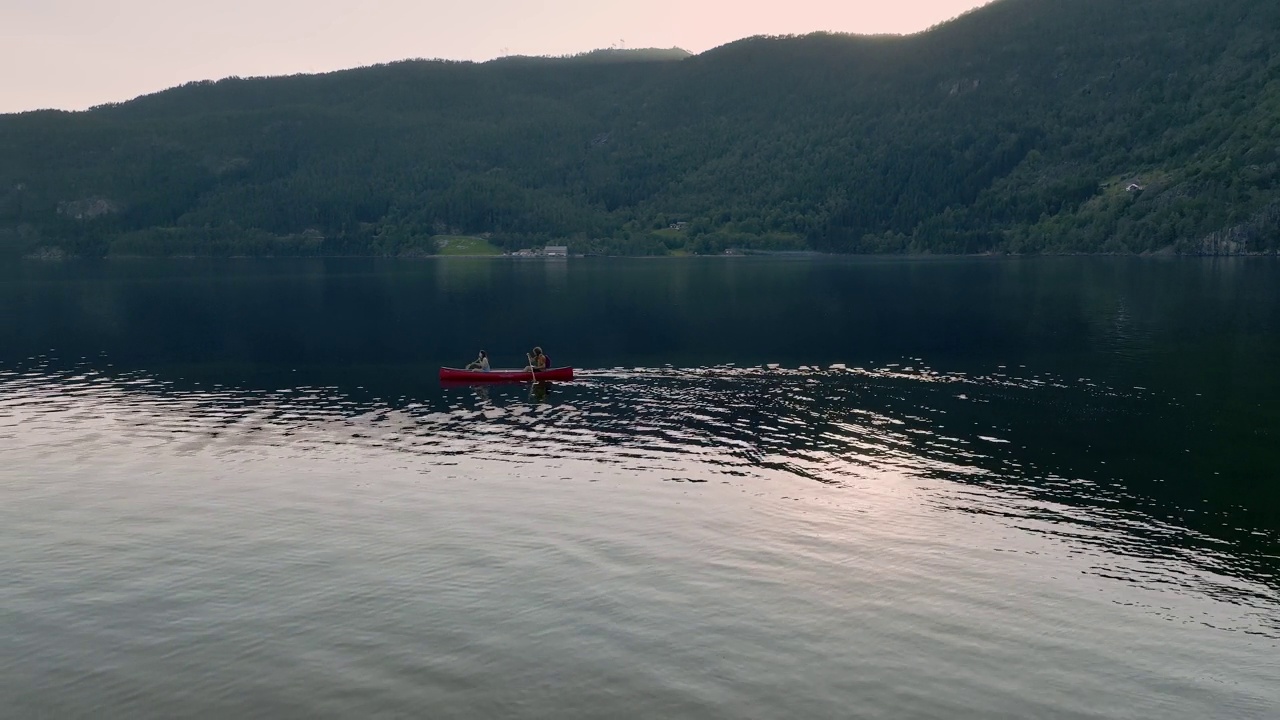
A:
[1,0,1277,257]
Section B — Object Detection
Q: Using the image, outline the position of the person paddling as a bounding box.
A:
[466,350,490,371]
[525,347,549,372]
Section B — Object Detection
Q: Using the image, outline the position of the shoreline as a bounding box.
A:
[14,251,1280,262]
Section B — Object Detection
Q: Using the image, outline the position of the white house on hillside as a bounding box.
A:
[545,246,568,257]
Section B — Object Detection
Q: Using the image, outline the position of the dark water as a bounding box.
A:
[1,257,1277,719]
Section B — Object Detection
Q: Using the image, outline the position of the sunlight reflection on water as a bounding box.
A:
[3,357,1276,618]
[2,357,1279,719]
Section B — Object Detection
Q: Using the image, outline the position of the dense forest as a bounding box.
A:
[1,0,1278,258]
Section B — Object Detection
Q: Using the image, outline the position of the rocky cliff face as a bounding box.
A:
[1194,202,1280,255]
[56,197,120,220]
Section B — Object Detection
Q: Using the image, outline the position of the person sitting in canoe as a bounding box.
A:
[525,347,549,372]
[466,350,490,372]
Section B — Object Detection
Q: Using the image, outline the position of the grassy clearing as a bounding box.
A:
[433,235,502,256]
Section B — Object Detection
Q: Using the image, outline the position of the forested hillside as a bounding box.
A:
[2,0,1278,257]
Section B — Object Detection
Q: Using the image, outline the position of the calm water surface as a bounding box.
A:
[1,257,1277,719]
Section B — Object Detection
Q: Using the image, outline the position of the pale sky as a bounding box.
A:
[1,0,991,114]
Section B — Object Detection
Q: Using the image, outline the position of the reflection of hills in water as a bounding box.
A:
[3,357,1276,627]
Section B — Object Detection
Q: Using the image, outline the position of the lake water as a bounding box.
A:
[1,257,1277,719]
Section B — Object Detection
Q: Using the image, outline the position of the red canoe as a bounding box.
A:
[439,367,575,383]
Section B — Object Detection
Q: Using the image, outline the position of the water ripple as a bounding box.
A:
[2,357,1277,631]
